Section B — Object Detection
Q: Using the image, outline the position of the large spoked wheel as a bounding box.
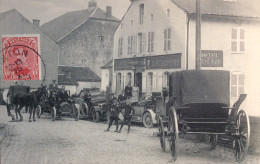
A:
[168,107,179,161]
[210,134,218,150]
[158,116,166,152]
[143,112,154,128]
[51,107,56,121]
[92,108,100,123]
[74,105,80,121]
[36,105,42,118]
[233,109,250,162]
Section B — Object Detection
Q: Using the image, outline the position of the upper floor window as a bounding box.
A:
[164,28,171,51]
[151,14,153,22]
[99,36,104,41]
[231,28,245,53]
[147,32,154,53]
[128,35,137,55]
[139,4,144,24]
[138,33,146,54]
[118,37,123,56]
[167,9,170,17]
[131,20,133,27]
[231,72,244,99]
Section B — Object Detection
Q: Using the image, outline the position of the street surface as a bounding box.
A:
[0,105,259,164]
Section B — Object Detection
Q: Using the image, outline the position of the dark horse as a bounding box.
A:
[12,86,48,122]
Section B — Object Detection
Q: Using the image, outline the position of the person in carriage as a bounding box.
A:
[55,86,69,109]
[49,80,58,94]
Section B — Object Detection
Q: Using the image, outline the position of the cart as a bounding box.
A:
[36,89,80,121]
[157,70,250,162]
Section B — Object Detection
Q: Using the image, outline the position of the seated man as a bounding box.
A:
[55,86,69,109]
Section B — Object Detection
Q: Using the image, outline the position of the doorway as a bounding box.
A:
[135,72,142,95]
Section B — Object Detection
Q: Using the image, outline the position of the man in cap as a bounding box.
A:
[118,99,135,134]
[105,99,121,132]
[49,79,58,93]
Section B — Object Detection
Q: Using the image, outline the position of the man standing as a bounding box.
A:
[49,80,58,93]
[124,82,132,99]
[105,99,120,132]
[118,99,135,134]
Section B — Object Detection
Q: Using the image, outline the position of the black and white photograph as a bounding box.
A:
[0,0,260,163]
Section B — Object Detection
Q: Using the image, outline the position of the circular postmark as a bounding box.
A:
[1,44,46,86]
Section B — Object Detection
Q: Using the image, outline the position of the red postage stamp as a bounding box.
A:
[2,35,41,81]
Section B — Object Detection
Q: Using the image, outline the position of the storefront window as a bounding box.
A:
[126,72,132,85]
[147,72,153,95]
[231,73,244,99]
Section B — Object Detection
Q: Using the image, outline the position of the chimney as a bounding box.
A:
[88,0,97,13]
[33,19,40,27]
[106,6,112,18]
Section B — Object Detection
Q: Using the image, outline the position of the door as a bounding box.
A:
[135,72,142,95]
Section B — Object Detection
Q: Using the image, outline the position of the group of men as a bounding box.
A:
[105,82,135,134]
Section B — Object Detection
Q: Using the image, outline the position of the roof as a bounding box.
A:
[40,7,119,42]
[171,0,260,19]
[0,9,58,47]
[58,66,101,84]
[58,75,78,85]
[100,59,113,69]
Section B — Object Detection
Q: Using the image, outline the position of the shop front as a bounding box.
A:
[113,53,182,98]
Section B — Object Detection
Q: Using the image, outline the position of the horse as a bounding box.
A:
[12,86,48,122]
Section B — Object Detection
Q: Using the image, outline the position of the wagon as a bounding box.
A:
[157,70,250,162]
[36,89,80,121]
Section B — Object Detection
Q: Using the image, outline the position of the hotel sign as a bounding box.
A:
[201,50,223,67]
[114,57,145,71]
[146,53,181,69]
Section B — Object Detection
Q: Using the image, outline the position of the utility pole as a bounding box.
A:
[196,0,201,70]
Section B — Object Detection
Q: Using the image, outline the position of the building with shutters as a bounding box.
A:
[112,0,260,116]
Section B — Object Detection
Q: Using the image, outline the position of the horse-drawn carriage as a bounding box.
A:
[157,70,250,162]
[36,88,80,121]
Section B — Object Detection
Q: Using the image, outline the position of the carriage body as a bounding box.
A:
[158,70,250,162]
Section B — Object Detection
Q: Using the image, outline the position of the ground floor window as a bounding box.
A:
[147,72,153,95]
[126,72,132,86]
[231,72,244,99]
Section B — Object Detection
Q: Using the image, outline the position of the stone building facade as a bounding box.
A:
[41,0,120,76]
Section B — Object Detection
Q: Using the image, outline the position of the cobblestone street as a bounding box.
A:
[0,106,259,164]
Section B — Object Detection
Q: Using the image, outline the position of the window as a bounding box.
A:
[138,33,146,54]
[167,9,170,17]
[147,32,154,53]
[131,20,133,27]
[99,36,104,41]
[231,28,245,53]
[121,23,123,29]
[126,73,132,85]
[164,28,171,51]
[127,35,137,55]
[147,72,153,95]
[139,4,144,24]
[151,14,153,22]
[118,37,123,56]
[231,73,244,99]
[163,72,169,87]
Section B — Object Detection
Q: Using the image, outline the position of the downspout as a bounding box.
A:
[186,16,190,70]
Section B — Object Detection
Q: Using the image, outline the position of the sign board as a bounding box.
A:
[114,57,145,71]
[201,50,223,67]
[146,53,181,69]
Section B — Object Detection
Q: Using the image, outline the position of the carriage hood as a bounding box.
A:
[171,70,230,106]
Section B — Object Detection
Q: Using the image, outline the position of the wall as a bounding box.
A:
[0,10,59,89]
[76,81,101,94]
[101,69,110,91]
[58,18,119,76]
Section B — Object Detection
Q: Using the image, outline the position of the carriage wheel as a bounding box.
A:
[169,107,179,161]
[158,116,166,152]
[51,107,56,121]
[36,105,42,118]
[74,105,80,121]
[210,134,218,150]
[143,112,154,128]
[92,108,100,123]
[233,109,250,162]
